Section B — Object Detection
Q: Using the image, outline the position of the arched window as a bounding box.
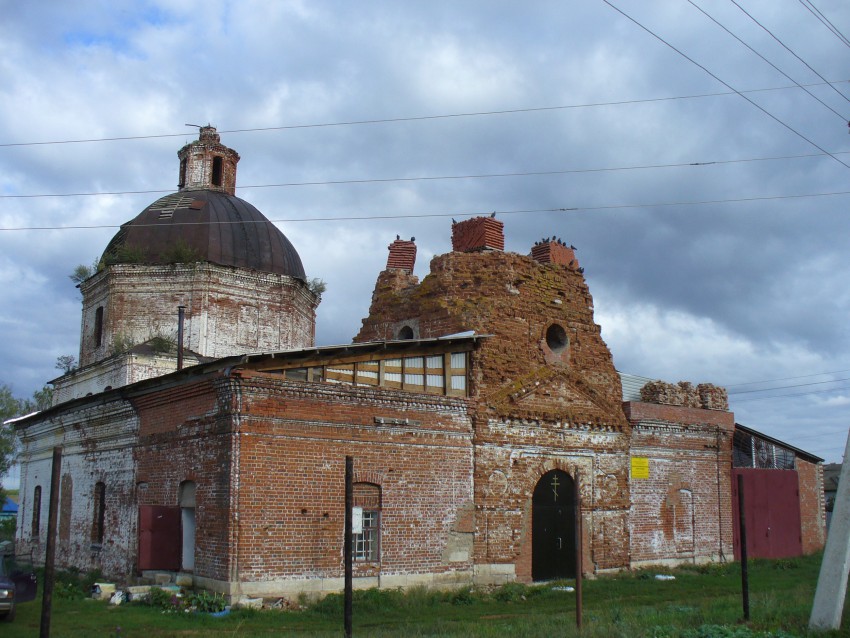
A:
[397,326,414,340]
[31,485,42,538]
[92,482,106,545]
[94,306,104,348]
[211,156,223,187]
[545,323,568,354]
[352,482,381,562]
[178,158,188,188]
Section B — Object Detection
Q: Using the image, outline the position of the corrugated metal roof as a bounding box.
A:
[18,334,491,425]
[619,372,654,401]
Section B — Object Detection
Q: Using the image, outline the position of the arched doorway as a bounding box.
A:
[532,469,576,581]
[179,481,196,572]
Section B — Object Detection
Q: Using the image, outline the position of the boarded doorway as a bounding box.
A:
[532,469,576,581]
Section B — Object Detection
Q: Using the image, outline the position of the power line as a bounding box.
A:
[1,81,849,149]
[686,0,846,121]
[798,0,850,49]
[729,0,850,104]
[600,0,850,170]
[726,369,850,390]
[728,376,850,396]
[2,187,850,232]
[1,150,846,200]
[731,383,850,402]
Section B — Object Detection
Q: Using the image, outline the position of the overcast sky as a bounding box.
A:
[1,0,849,484]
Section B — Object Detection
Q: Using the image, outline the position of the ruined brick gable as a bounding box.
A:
[357,249,626,429]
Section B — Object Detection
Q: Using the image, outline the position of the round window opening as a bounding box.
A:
[398,325,415,340]
[545,324,568,354]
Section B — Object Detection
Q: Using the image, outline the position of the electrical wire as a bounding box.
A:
[729,0,850,104]
[731,384,850,402]
[0,150,846,200]
[1,80,848,149]
[725,369,850,389]
[686,0,846,121]
[798,0,850,49]
[2,187,850,232]
[600,0,850,170]
[728,376,850,396]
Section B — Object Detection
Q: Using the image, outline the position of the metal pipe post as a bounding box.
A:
[737,473,750,621]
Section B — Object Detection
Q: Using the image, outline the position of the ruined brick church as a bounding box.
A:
[13,128,824,599]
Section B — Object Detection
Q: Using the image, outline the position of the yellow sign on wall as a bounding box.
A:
[631,457,650,479]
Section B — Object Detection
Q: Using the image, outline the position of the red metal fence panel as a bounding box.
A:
[732,468,802,560]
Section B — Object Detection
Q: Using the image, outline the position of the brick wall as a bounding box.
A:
[357,238,630,579]
[797,459,826,554]
[451,216,505,252]
[530,239,579,269]
[77,262,317,369]
[15,400,139,579]
[386,238,417,272]
[625,401,735,566]
[232,375,473,591]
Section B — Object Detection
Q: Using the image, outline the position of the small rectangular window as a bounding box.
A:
[353,510,380,561]
[285,368,307,382]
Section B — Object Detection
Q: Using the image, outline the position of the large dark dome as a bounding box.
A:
[102,189,306,279]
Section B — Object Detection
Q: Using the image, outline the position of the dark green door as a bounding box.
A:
[532,470,576,581]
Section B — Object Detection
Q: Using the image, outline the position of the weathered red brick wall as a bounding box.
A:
[232,374,474,589]
[530,239,578,268]
[625,401,735,565]
[797,459,826,553]
[640,380,729,411]
[133,376,236,582]
[386,238,417,272]
[623,401,735,430]
[357,241,630,579]
[451,217,505,252]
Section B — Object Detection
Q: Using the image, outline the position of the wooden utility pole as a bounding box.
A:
[39,447,62,638]
[344,456,353,638]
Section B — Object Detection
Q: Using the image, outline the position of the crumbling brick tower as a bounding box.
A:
[356,217,631,583]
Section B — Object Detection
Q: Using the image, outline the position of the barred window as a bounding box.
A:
[352,482,381,562]
[354,509,380,562]
[733,429,795,470]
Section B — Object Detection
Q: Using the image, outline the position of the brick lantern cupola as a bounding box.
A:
[177,125,240,196]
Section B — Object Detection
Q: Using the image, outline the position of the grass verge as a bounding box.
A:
[3,553,850,637]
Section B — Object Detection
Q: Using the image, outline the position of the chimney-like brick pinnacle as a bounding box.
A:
[531,239,579,269]
[386,238,417,273]
[451,216,505,252]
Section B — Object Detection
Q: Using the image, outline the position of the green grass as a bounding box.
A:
[4,553,850,637]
